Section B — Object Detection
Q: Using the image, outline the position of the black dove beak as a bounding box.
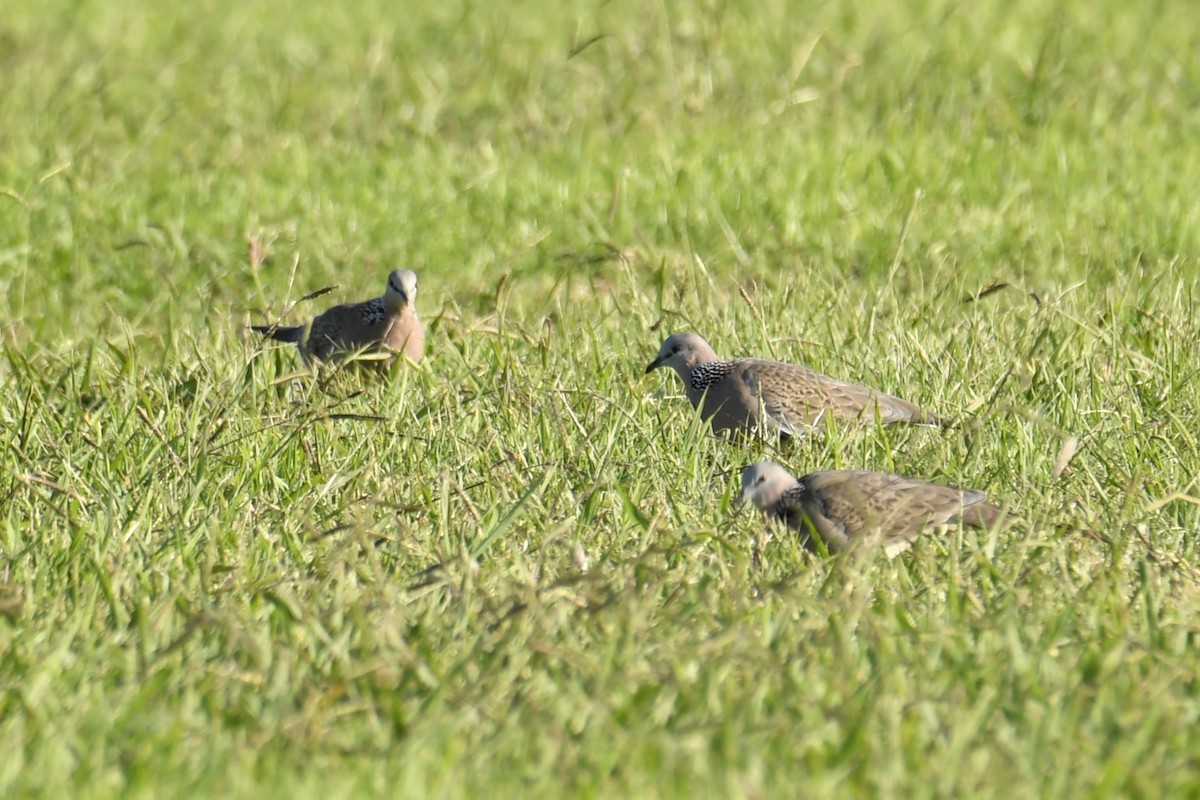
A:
[388,280,408,305]
[645,356,665,374]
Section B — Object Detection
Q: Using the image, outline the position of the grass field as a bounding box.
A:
[3,0,1200,796]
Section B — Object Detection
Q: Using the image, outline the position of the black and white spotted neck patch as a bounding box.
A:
[689,360,734,392]
[360,299,388,325]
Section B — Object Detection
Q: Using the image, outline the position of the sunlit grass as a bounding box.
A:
[2,0,1199,796]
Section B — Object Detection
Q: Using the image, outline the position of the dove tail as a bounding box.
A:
[959,501,1005,530]
[251,324,303,344]
[923,410,956,428]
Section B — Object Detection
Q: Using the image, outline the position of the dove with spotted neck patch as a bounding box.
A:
[645,332,946,438]
[252,269,424,368]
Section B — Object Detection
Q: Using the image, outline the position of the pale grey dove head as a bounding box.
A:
[645,332,721,377]
[384,269,419,309]
[737,461,797,511]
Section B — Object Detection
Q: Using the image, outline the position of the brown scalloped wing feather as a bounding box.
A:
[305,301,393,361]
[779,470,996,551]
[737,359,943,429]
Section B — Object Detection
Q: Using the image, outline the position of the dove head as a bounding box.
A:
[645,332,720,377]
[737,461,799,511]
[385,269,419,308]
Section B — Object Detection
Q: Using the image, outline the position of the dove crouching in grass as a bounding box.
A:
[645,332,945,439]
[252,269,424,368]
[737,461,1003,557]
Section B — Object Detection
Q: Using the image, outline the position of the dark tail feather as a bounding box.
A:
[899,408,955,428]
[959,501,1007,530]
[885,396,954,428]
[251,324,303,344]
[925,410,956,429]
